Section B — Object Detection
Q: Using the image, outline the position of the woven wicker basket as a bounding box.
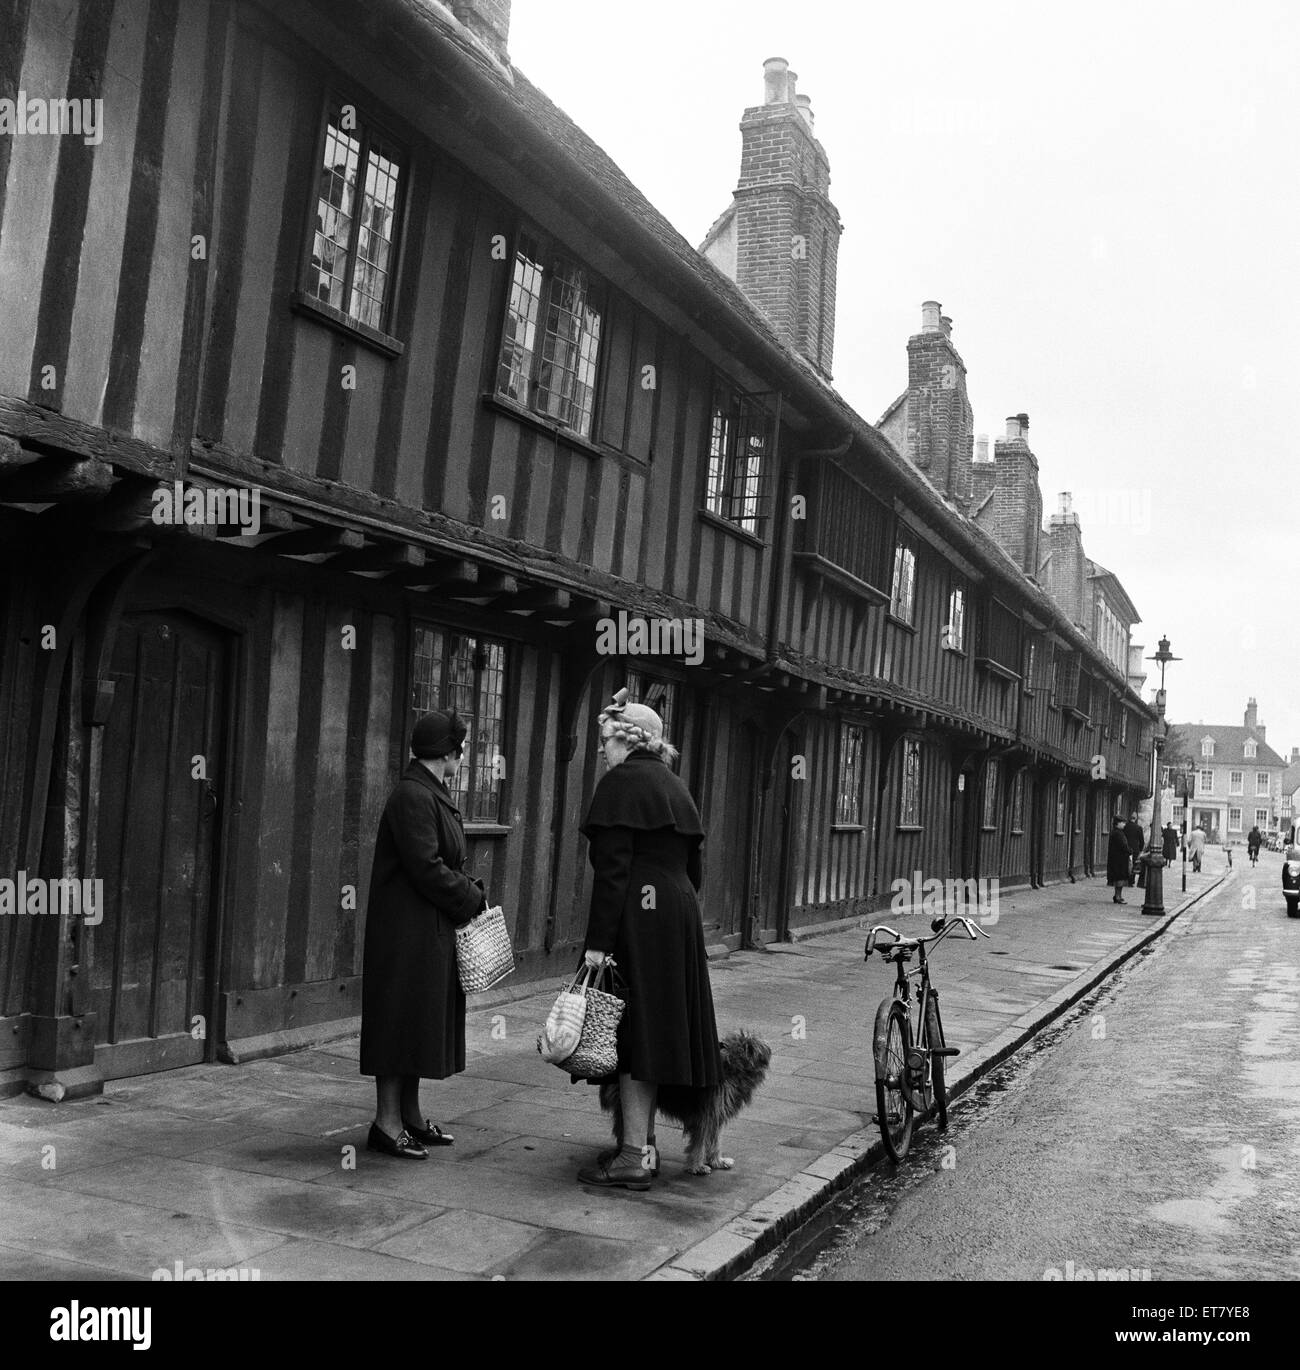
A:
[455,905,515,993]
[562,979,625,1079]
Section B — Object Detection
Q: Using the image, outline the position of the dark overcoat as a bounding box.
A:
[1162,826,1179,861]
[1107,827,1132,885]
[360,761,484,1078]
[581,750,721,1089]
[1124,819,1146,857]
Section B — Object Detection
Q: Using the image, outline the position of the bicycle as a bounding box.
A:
[864,914,990,1162]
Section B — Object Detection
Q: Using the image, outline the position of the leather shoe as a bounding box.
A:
[403,1118,454,1147]
[367,1123,427,1159]
[577,1157,653,1191]
[597,1134,659,1176]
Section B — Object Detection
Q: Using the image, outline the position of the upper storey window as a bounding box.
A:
[497,228,604,438]
[308,106,405,332]
[890,537,917,625]
[706,382,773,536]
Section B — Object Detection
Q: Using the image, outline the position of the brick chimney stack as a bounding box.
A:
[1043,491,1086,624]
[901,300,974,500]
[979,412,1043,576]
[1245,698,1258,730]
[701,57,843,378]
[451,0,511,60]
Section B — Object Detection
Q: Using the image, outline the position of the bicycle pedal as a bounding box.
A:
[933,1046,960,1057]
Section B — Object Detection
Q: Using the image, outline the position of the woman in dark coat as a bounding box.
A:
[576,688,722,1191]
[1107,815,1132,904]
[360,710,486,1158]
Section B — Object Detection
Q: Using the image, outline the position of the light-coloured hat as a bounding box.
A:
[598,687,664,744]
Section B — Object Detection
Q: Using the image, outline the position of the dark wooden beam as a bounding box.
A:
[497,584,571,614]
[261,525,366,556]
[327,541,424,572]
[0,455,114,502]
[458,570,518,601]
[390,557,478,589]
[217,503,296,536]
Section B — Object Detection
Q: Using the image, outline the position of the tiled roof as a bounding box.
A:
[1174,724,1287,768]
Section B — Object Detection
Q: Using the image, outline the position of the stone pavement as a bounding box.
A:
[0,854,1230,1282]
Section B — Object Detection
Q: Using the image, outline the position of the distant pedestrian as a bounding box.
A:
[1162,823,1179,862]
[1124,811,1145,886]
[1187,824,1206,873]
[1108,816,1132,904]
[360,710,488,1160]
[1247,825,1262,865]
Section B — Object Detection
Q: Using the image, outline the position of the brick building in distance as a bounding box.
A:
[1168,701,1289,842]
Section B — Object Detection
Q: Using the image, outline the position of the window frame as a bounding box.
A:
[409,623,509,828]
[300,97,410,345]
[1055,779,1067,835]
[1010,770,1025,833]
[495,223,607,440]
[890,534,918,626]
[702,377,775,539]
[944,582,966,653]
[1200,768,1214,793]
[898,737,923,828]
[981,759,999,831]
[1256,771,1271,797]
[1228,807,1242,833]
[1229,770,1243,795]
[1255,807,1270,828]
[834,723,867,828]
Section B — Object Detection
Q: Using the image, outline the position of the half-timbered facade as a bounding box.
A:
[0,0,1156,1095]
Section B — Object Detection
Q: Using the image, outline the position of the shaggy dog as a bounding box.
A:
[598,1029,772,1175]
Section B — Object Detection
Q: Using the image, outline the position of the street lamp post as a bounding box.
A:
[1142,636,1179,916]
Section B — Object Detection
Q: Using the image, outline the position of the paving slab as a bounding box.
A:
[0,858,1228,1280]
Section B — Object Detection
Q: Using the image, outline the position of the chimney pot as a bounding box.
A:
[1017,412,1029,432]
[921,300,942,333]
[795,92,814,127]
[1059,492,1072,515]
[763,56,791,104]
[974,434,990,463]
[940,314,953,338]
[1005,415,1022,439]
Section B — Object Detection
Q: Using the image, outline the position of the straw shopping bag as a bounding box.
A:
[454,904,515,993]
[537,966,591,1064]
[554,959,626,1080]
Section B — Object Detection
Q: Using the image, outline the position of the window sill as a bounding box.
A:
[977,657,1021,684]
[290,291,403,358]
[697,507,766,548]
[887,613,917,634]
[481,393,608,460]
[464,823,511,837]
[1011,827,1024,835]
[831,824,866,833]
[896,824,924,833]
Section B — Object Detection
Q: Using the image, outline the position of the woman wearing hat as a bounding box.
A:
[360,710,487,1158]
[576,688,722,1190]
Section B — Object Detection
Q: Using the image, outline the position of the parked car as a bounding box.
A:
[1285,843,1300,918]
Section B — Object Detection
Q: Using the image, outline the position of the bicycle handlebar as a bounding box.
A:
[864,915,990,959]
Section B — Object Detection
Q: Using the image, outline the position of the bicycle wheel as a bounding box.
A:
[925,994,948,1129]
[873,999,913,1162]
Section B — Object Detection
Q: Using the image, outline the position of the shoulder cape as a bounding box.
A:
[580,751,705,839]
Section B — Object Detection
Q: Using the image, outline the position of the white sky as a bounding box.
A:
[510,0,1300,763]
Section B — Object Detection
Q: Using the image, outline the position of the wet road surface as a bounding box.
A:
[753,861,1300,1281]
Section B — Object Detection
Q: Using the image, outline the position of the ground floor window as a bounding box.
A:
[899,738,922,825]
[981,759,999,829]
[836,724,866,826]
[1254,808,1269,828]
[1228,807,1242,833]
[1055,779,1067,835]
[1010,771,1025,832]
[411,625,507,822]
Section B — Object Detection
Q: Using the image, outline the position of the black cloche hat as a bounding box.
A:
[411,710,467,759]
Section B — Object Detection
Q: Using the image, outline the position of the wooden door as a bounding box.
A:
[91,610,229,1078]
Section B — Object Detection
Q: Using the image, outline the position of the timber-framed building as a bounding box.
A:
[0,0,1156,1095]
